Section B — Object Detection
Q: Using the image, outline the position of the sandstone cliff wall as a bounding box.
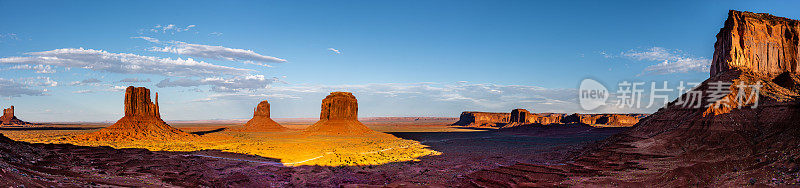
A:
[453,109,645,127]
[304,92,375,135]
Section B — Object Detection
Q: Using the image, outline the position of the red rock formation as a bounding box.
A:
[77,86,193,141]
[710,10,800,77]
[304,92,375,135]
[560,113,642,127]
[453,110,644,127]
[229,100,287,132]
[466,10,800,187]
[0,106,33,126]
[452,112,511,127]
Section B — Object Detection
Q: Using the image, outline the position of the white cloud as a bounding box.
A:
[617,47,711,75]
[156,74,278,92]
[8,64,56,73]
[119,78,151,83]
[149,24,195,34]
[328,48,341,54]
[209,32,223,36]
[70,78,102,86]
[136,37,287,65]
[0,77,53,97]
[0,48,252,77]
[73,90,93,94]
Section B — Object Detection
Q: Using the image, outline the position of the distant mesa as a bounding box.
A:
[304,92,376,135]
[0,106,34,126]
[453,109,645,128]
[228,100,288,132]
[76,86,194,141]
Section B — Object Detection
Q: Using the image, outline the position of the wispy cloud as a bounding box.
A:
[72,90,93,94]
[119,78,151,83]
[328,48,341,54]
[156,74,278,92]
[0,48,252,77]
[209,32,223,36]
[135,37,287,66]
[148,24,195,34]
[8,64,56,73]
[615,47,710,76]
[0,77,53,97]
[70,78,102,86]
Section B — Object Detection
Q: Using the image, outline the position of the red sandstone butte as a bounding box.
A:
[465,10,800,187]
[304,92,375,135]
[229,100,288,132]
[0,106,33,126]
[77,86,194,141]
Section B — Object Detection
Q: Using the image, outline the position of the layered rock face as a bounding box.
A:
[710,10,800,77]
[453,109,645,127]
[466,11,800,187]
[0,106,32,126]
[304,92,375,135]
[452,112,511,127]
[77,86,193,141]
[560,113,643,127]
[229,100,287,132]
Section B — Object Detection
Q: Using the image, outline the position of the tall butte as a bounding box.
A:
[228,100,288,132]
[0,106,33,125]
[77,86,194,141]
[466,10,800,186]
[304,92,375,135]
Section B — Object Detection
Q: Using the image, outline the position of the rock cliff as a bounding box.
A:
[76,86,194,141]
[228,100,288,132]
[0,106,33,126]
[451,111,511,127]
[466,10,800,187]
[304,92,375,135]
[453,109,645,127]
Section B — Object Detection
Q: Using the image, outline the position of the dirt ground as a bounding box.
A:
[0,119,626,186]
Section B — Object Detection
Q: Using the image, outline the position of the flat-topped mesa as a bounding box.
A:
[304,92,375,135]
[452,112,511,127]
[230,100,288,132]
[710,10,800,78]
[76,86,193,141]
[453,110,645,127]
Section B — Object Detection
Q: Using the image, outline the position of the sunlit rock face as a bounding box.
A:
[304,92,375,135]
[76,86,193,141]
[467,10,800,187]
[453,109,645,128]
[230,100,288,132]
[0,106,33,126]
[711,10,800,78]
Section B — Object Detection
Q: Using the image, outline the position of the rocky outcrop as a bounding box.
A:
[452,112,510,127]
[77,86,193,141]
[304,92,375,135]
[228,100,288,132]
[0,106,33,126]
[560,113,643,127]
[453,109,645,127]
[710,10,800,77]
[467,10,800,187]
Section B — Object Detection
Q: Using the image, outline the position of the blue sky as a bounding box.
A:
[0,0,798,122]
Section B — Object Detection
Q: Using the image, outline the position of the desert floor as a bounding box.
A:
[0,119,626,186]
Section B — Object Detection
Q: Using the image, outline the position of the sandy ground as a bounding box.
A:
[0,119,625,186]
